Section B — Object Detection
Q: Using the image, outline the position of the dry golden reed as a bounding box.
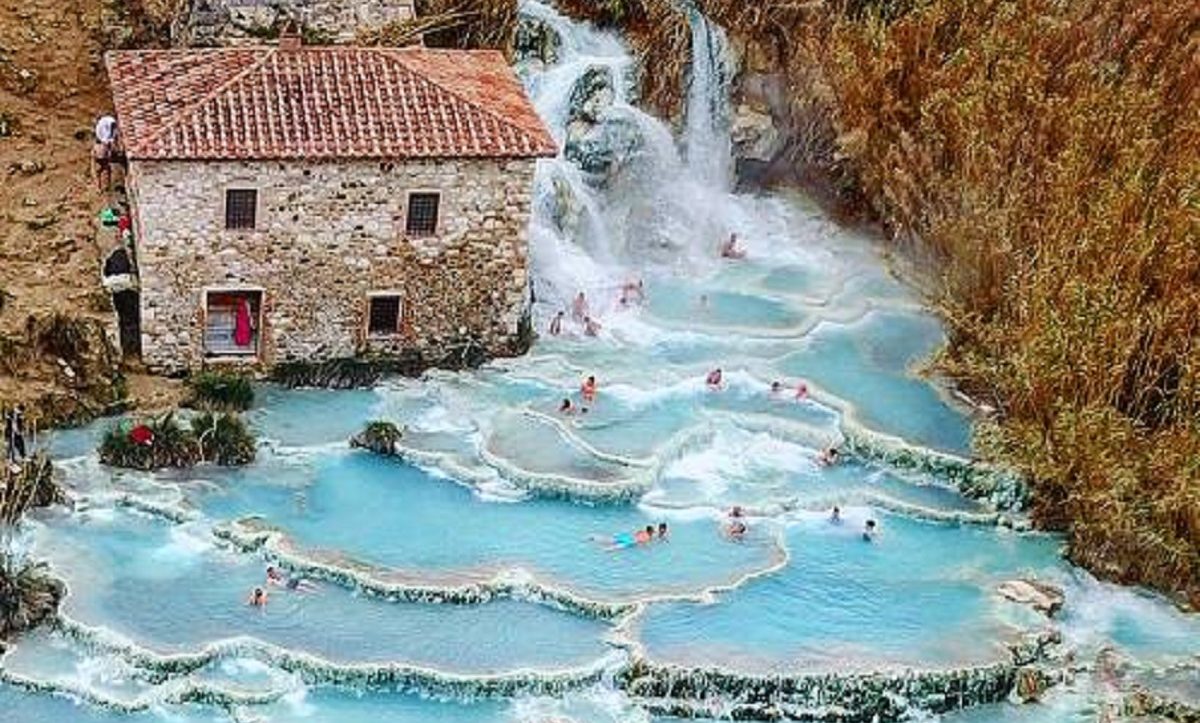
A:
[697,0,1199,604]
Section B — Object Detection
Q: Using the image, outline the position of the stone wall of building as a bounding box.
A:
[127,157,536,373]
[175,0,416,46]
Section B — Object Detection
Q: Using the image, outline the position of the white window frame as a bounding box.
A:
[202,286,265,359]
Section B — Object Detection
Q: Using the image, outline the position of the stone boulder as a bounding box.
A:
[569,65,616,124]
[564,114,642,179]
[998,578,1066,617]
[560,65,645,183]
[514,14,561,69]
[731,102,781,163]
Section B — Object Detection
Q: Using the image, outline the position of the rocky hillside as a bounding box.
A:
[0,0,188,428]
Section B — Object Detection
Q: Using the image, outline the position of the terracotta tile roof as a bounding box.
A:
[105,45,558,161]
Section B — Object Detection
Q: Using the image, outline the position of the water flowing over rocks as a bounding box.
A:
[620,658,1034,721]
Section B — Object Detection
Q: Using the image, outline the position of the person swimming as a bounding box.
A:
[817,446,840,466]
[706,368,723,389]
[266,566,285,586]
[862,519,878,542]
[560,398,576,415]
[719,233,747,259]
[593,525,655,551]
[795,381,809,401]
[657,522,669,540]
[830,505,842,524]
[583,316,602,337]
[248,587,268,608]
[549,310,565,336]
[770,381,784,397]
[581,375,598,403]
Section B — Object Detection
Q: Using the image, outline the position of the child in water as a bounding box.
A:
[248,587,268,608]
[549,311,565,336]
[862,519,878,542]
[706,368,724,390]
[581,375,598,403]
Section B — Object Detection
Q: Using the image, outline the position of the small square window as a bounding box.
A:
[405,192,440,236]
[225,189,257,230]
[367,295,401,336]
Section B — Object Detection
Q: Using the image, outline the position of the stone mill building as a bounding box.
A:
[105,34,557,373]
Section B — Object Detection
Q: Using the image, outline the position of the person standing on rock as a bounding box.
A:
[4,405,27,464]
[93,113,118,192]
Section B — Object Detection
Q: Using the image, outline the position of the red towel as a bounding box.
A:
[234,299,253,347]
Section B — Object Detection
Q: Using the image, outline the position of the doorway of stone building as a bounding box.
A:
[203,289,263,359]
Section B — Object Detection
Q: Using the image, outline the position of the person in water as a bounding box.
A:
[795,381,809,401]
[572,292,589,322]
[286,575,316,592]
[725,506,748,540]
[657,522,669,540]
[549,311,565,336]
[830,505,842,524]
[770,381,784,398]
[266,566,285,586]
[581,375,598,403]
[583,316,602,337]
[719,233,747,260]
[248,587,268,608]
[726,518,748,540]
[596,525,654,551]
[560,398,578,415]
[620,279,646,306]
[862,519,878,542]
[817,446,840,466]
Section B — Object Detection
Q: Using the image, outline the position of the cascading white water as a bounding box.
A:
[520,0,744,321]
[678,0,735,189]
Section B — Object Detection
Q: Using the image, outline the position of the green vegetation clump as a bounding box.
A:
[688,0,1199,604]
[192,412,257,466]
[99,413,198,470]
[99,412,257,470]
[186,371,255,412]
[1,453,67,639]
[351,420,403,456]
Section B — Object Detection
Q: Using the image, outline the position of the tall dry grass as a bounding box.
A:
[695,0,1199,603]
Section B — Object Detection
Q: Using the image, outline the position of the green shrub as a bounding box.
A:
[191,412,257,466]
[98,413,199,470]
[0,562,64,639]
[350,420,403,456]
[187,371,255,412]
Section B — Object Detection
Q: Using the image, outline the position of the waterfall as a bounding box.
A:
[518,0,739,317]
[679,0,735,189]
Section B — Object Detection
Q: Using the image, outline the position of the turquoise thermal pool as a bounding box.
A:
[3,1,1196,721]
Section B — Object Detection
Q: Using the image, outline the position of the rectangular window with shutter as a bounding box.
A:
[405,192,440,236]
[225,189,258,230]
[367,295,401,336]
